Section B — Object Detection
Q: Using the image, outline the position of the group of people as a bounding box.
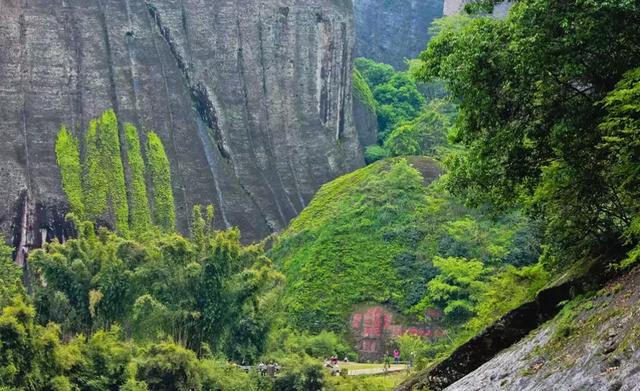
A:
[256,362,281,377]
[324,355,349,376]
[236,349,404,379]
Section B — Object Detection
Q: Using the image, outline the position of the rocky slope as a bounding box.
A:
[352,92,378,147]
[353,0,443,69]
[446,265,640,391]
[0,0,363,246]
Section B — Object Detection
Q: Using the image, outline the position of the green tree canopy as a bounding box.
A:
[418,1,640,263]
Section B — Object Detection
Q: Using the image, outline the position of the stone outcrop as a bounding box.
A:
[353,0,444,69]
[352,91,378,147]
[350,305,446,361]
[0,0,364,246]
[445,266,640,391]
[396,258,623,391]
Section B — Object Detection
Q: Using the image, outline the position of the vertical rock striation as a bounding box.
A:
[0,0,363,245]
[352,0,444,69]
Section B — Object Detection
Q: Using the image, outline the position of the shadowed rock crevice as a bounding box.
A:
[145,2,229,160]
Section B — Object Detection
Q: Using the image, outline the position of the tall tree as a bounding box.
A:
[418,1,640,263]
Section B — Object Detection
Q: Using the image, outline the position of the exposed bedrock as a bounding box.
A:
[352,0,444,69]
[444,0,512,17]
[352,92,378,147]
[0,0,364,245]
[396,259,619,391]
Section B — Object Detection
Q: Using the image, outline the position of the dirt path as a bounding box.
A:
[347,364,408,376]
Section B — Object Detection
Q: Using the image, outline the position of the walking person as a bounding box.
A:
[384,351,391,373]
[393,349,400,365]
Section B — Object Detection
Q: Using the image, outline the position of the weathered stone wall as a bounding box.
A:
[350,305,446,361]
[352,93,378,147]
[444,267,640,391]
[353,0,444,69]
[0,0,363,245]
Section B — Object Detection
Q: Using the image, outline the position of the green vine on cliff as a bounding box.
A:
[56,110,175,235]
[124,123,152,232]
[146,131,175,231]
[353,68,377,112]
[97,110,130,235]
[84,119,108,221]
[55,127,84,218]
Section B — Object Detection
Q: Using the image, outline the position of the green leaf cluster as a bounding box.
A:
[413,256,487,324]
[384,101,454,158]
[352,68,377,112]
[0,244,22,308]
[355,58,426,141]
[0,296,265,390]
[355,58,456,163]
[124,123,152,232]
[84,110,129,234]
[417,1,640,265]
[55,127,84,218]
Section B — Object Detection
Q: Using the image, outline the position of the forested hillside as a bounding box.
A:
[271,157,542,337]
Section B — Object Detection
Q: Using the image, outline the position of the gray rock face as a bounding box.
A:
[353,0,443,69]
[446,267,640,391]
[0,0,364,245]
[352,93,377,147]
[492,1,512,18]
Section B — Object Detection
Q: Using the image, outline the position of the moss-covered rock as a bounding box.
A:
[124,124,152,232]
[55,111,174,236]
[146,132,176,231]
[442,265,640,391]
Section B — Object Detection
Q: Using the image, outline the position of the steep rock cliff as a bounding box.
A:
[0,0,363,246]
[352,93,377,147]
[446,266,640,391]
[353,0,443,69]
[352,68,377,146]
